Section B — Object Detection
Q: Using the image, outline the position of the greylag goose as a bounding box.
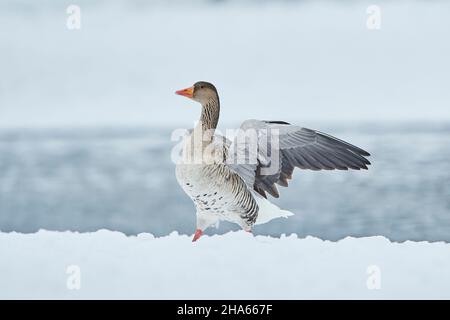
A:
[175,81,371,242]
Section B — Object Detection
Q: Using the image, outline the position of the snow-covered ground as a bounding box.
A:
[1,0,450,128]
[1,230,449,299]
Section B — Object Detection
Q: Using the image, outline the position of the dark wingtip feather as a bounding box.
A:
[264,120,291,125]
[358,149,370,157]
[277,178,289,187]
[316,130,371,158]
[268,184,280,198]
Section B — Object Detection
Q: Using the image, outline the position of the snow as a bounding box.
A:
[1,1,450,128]
[1,230,449,299]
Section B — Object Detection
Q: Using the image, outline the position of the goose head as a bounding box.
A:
[175,81,218,105]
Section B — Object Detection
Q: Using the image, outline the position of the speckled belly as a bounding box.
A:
[176,162,259,227]
[176,163,234,216]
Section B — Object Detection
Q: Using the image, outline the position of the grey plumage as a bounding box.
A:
[175,81,371,240]
[228,120,371,198]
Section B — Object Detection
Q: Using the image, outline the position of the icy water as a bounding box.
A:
[1,123,449,242]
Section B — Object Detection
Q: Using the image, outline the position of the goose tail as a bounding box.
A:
[252,192,294,225]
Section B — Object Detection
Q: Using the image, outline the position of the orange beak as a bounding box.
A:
[175,86,194,99]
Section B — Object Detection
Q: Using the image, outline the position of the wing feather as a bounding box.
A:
[226,120,371,198]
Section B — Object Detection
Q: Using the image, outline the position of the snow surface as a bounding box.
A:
[1,1,450,128]
[1,230,449,299]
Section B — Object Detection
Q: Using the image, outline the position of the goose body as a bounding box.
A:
[175,81,371,241]
[176,157,258,231]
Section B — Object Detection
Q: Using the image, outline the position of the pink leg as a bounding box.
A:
[192,229,203,242]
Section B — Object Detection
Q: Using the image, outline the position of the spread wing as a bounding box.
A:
[226,120,371,198]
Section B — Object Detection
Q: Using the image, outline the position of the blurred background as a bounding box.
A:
[0,0,449,241]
